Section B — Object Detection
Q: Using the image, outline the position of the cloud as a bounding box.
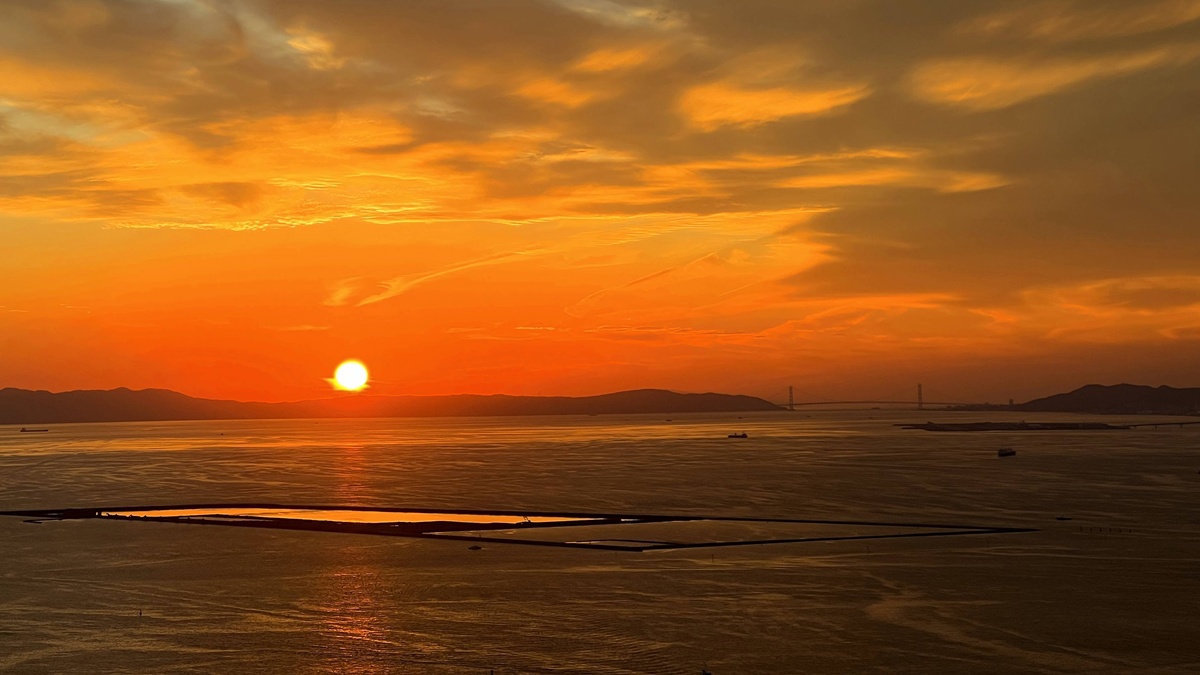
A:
[680,82,869,130]
[572,44,660,72]
[356,249,545,306]
[324,277,364,307]
[910,43,1200,110]
[285,27,346,70]
[959,0,1200,42]
[1037,275,1200,314]
[546,0,684,31]
[516,77,599,108]
[777,168,1006,193]
[180,182,265,208]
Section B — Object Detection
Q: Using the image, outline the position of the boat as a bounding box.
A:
[727,432,748,439]
[19,428,49,433]
[997,448,1016,457]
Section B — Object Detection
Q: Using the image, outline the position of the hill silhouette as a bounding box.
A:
[1019,384,1200,415]
[0,387,781,425]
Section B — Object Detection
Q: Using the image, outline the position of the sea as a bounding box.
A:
[0,410,1197,674]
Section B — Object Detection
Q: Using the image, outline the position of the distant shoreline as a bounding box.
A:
[4,382,1199,426]
[0,387,782,426]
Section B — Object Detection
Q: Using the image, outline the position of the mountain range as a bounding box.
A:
[0,387,782,425]
[4,383,1197,425]
[1017,383,1200,415]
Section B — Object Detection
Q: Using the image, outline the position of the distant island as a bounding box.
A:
[952,383,1200,416]
[0,387,782,425]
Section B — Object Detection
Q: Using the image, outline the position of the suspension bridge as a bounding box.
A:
[769,384,999,410]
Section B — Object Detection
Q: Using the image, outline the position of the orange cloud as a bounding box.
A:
[960,0,1200,42]
[286,28,347,71]
[573,45,660,72]
[680,82,869,130]
[779,168,1007,192]
[516,77,599,108]
[910,44,1200,109]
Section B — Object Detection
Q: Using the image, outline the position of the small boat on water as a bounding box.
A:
[727,432,748,439]
[997,448,1016,457]
[19,428,49,433]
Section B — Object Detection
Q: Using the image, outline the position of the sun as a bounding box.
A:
[332,360,369,391]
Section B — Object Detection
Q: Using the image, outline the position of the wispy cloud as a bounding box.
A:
[910,43,1200,109]
[357,249,546,306]
[958,0,1200,42]
[681,83,869,130]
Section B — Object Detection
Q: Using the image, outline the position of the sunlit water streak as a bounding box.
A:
[0,410,1197,673]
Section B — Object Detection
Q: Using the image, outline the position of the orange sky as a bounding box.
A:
[3,0,1200,403]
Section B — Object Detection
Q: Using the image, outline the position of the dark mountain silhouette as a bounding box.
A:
[1018,384,1200,415]
[0,387,781,425]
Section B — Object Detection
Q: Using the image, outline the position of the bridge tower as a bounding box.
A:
[787,386,794,411]
[917,383,923,410]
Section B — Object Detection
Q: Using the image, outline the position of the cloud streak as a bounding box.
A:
[356,249,546,306]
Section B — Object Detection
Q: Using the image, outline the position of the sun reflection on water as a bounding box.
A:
[315,548,395,674]
[333,445,371,504]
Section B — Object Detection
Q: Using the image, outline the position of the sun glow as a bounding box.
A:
[333,360,369,391]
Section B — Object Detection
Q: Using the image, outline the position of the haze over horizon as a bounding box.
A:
[4,1,1200,403]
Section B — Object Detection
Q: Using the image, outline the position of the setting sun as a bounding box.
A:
[332,360,369,391]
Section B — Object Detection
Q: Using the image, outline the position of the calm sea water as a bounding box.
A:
[0,411,1197,673]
